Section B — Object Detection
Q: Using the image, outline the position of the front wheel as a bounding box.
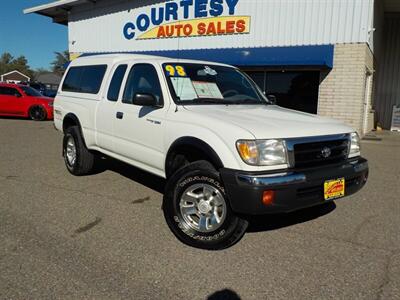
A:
[163,161,248,250]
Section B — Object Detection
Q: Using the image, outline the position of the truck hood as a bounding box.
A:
[183,105,354,139]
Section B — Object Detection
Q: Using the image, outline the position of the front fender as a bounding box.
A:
[164,121,247,171]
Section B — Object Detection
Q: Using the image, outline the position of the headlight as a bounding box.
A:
[236,139,287,166]
[48,102,54,107]
[349,132,361,158]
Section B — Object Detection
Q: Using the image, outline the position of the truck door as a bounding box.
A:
[113,63,167,175]
[96,64,128,152]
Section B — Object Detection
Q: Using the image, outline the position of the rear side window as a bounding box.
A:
[0,87,21,97]
[0,87,8,95]
[107,65,127,101]
[62,65,107,94]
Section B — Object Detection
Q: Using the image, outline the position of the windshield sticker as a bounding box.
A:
[204,66,218,75]
[171,77,198,101]
[192,81,223,99]
[197,66,218,76]
[165,65,187,77]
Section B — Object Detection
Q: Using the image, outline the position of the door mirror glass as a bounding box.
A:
[267,94,277,104]
[132,93,160,107]
[14,93,22,98]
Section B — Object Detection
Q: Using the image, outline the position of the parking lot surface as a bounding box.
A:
[0,118,399,300]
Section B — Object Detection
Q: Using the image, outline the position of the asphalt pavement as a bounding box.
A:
[0,118,399,299]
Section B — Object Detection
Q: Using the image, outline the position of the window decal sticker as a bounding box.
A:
[165,65,187,77]
[171,77,198,101]
[192,81,223,99]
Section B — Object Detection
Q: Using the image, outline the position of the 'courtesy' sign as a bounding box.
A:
[123,0,251,40]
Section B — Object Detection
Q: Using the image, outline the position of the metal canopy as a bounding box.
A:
[78,45,335,69]
[23,0,90,25]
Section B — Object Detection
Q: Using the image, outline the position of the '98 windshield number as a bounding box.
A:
[165,65,187,77]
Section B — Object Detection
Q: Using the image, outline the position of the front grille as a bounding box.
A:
[293,138,349,168]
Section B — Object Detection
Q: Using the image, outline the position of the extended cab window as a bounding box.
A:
[62,65,107,94]
[122,64,162,105]
[107,65,127,101]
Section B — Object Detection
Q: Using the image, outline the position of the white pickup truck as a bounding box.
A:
[54,54,368,250]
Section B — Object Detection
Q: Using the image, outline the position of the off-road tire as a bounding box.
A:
[63,126,95,176]
[163,160,248,250]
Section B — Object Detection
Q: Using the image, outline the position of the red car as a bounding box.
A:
[0,83,54,121]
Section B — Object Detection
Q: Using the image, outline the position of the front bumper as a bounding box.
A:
[220,158,368,215]
[46,107,54,120]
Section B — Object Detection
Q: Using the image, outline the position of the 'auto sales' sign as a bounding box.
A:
[123,0,250,40]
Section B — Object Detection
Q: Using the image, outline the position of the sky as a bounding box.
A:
[0,1,68,70]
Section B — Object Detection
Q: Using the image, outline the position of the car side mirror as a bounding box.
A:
[15,94,22,98]
[267,94,277,104]
[133,93,161,108]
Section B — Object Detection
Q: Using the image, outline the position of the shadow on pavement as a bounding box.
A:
[94,157,336,232]
[245,202,336,233]
[208,289,242,300]
[0,116,29,121]
[94,157,166,194]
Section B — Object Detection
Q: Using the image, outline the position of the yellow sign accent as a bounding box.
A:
[138,16,250,40]
[69,53,81,61]
[324,178,345,200]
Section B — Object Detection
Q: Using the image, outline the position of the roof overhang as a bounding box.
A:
[77,45,335,69]
[385,0,400,13]
[23,0,93,25]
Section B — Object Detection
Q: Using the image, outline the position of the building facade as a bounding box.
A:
[25,0,400,134]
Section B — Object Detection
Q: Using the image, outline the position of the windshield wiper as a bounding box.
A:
[225,98,268,105]
[191,98,227,104]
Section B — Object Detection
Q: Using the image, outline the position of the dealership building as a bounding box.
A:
[25,0,400,134]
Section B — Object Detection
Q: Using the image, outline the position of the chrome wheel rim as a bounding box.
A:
[179,183,227,233]
[66,136,77,166]
[31,107,45,120]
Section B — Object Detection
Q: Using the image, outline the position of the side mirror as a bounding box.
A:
[15,93,22,98]
[267,94,277,105]
[132,93,161,107]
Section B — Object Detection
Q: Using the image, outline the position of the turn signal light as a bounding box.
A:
[262,190,275,206]
[237,141,258,164]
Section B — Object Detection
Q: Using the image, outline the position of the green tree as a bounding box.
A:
[51,50,69,75]
[0,52,34,79]
[0,52,14,75]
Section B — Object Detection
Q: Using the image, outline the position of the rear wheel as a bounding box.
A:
[29,106,47,121]
[163,160,248,250]
[63,126,95,176]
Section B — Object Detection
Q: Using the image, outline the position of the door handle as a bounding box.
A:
[116,112,124,119]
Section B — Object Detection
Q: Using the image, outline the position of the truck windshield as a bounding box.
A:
[163,63,270,105]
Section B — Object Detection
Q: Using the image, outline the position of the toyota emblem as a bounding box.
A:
[321,147,332,158]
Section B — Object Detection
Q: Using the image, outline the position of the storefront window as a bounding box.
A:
[246,71,320,114]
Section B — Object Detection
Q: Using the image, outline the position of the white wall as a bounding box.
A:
[68,0,374,54]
